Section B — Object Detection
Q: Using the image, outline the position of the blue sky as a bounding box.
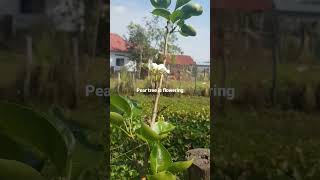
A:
[110,0,210,63]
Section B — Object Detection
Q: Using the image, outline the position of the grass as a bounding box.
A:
[110,78,209,91]
[213,106,320,178]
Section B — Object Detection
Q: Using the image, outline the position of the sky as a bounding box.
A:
[110,0,210,63]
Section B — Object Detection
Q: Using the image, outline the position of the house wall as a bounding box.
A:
[110,51,134,72]
[0,0,19,15]
[0,0,83,31]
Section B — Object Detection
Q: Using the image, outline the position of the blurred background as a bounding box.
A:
[212,0,320,179]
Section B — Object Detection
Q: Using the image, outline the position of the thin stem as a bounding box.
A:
[151,21,170,126]
[118,126,133,138]
[112,143,147,160]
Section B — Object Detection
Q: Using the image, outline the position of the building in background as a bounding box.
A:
[110,33,136,72]
[0,0,84,32]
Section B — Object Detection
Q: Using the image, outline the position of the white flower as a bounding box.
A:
[148,63,170,75]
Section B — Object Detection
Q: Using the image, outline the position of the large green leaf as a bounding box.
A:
[110,95,132,116]
[181,3,203,17]
[0,133,26,162]
[110,112,124,126]
[180,24,197,36]
[150,0,171,9]
[0,159,46,180]
[47,106,76,156]
[147,171,176,180]
[0,102,70,176]
[170,10,184,23]
[136,122,160,143]
[150,143,172,174]
[71,142,104,180]
[152,121,175,136]
[167,160,193,173]
[175,0,191,10]
[152,8,171,20]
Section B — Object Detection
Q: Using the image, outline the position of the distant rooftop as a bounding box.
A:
[110,33,129,52]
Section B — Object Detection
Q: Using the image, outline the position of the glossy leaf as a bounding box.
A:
[0,159,46,180]
[137,122,160,143]
[180,24,197,36]
[110,112,124,126]
[71,142,104,180]
[152,8,171,20]
[150,143,172,174]
[147,171,176,180]
[170,10,184,23]
[0,102,70,175]
[47,106,76,156]
[110,95,132,116]
[0,134,26,162]
[150,0,171,9]
[175,0,191,10]
[181,3,203,17]
[152,121,175,136]
[168,160,193,173]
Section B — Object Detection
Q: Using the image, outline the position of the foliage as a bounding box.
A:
[0,102,104,180]
[213,108,320,180]
[111,95,209,179]
[110,1,204,179]
[126,23,153,64]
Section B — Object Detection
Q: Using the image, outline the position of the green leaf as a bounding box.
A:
[71,142,104,180]
[150,143,172,174]
[110,112,124,126]
[147,171,176,180]
[175,0,191,10]
[180,24,197,36]
[110,95,132,116]
[0,133,26,162]
[152,121,175,136]
[168,160,193,173]
[181,3,203,17]
[136,122,160,143]
[0,159,46,180]
[170,10,184,23]
[0,102,71,176]
[152,8,171,20]
[47,106,76,156]
[150,0,171,9]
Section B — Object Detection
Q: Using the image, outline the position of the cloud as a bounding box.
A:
[111,5,127,14]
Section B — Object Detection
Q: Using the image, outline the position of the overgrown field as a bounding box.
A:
[111,95,210,179]
[213,107,320,179]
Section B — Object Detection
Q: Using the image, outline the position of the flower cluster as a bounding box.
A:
[148,63,170,75]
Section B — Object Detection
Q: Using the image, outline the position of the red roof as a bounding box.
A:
[213,0,273,11]
[167,55,196,65]
[110,33,129,52]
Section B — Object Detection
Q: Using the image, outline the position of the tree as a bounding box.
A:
[145,16,184,55]
[126,23,152,78]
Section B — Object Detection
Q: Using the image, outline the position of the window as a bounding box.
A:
[20,0,45,14]
[116,58,125,66]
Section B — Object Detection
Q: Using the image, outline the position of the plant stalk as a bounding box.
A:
[151,21,170,126]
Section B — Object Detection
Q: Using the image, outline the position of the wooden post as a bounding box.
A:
[185,148,210,180]
[73,37,80,108]
[194,65,197,94]
[117,71,121,93]
[271,12,279,106]
[24,36,33,102]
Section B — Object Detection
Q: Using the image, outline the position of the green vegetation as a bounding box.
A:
[213,108,320,179]
[111,95,209,179]
[0,102,105,180]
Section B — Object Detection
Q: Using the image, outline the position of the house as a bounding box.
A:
[212,0,274,57]
[166,55,197,80]
[0,0,84,33]
[110,33,135,72]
